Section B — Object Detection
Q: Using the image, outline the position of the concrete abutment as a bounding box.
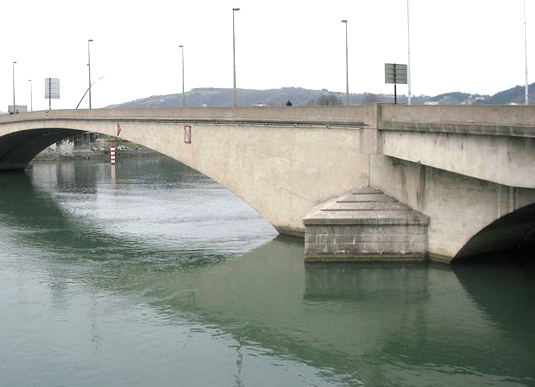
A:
[304,187,429,262]
[303,104,535,263]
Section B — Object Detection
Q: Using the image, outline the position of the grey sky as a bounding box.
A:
[1,0,532,110]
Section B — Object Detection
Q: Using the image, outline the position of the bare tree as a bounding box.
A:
[365,93,381,104]
[309,93,343,106]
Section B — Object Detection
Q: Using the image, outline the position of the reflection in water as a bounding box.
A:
[142,243,535,387]
[0,158,534,387]
[454,262,535,360]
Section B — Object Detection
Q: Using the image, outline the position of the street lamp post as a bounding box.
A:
[179,45,185,108]
[524,0,529,105]
[28,79,33,112]
[342,20,349,106]
[232,7,240,108]
[407,0,412,105]
[12,61,17,114]
[88,39,93,109]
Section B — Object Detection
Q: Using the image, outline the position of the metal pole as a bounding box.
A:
[342,20,349,106]
[407,0,412,105]
[28,79,33,112]
[394,63,398,104]
[88,39,93,109]
[12,61,17,114]
[179,45,185,108]
[232,8,240,108]
[525,0,529,105]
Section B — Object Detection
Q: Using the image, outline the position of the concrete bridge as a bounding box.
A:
[1,105,534,263]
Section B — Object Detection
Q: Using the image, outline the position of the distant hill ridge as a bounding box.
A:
[109,83,535,108]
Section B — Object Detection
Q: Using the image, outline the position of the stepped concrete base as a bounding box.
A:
[304,187,429,262]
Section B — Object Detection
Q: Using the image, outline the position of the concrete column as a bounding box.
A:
[360,104,381,154]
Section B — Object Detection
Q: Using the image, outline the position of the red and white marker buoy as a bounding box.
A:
[110,141,116,165]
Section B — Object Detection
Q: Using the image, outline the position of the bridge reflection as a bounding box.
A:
[1,161,534,385]
[108,237,535,386]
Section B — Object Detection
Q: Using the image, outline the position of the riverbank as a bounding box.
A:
[34,145,158,161]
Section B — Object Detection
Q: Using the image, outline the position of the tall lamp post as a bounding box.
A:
[232,7,240,108]
[88,39,93,109]
[179,45,185,108]
[28,79,33,112]
[342,20,349,106]
[407,0,412,105]
[12,61,17,114]
[524,0,529,105]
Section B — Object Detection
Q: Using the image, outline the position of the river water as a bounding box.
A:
[1,156,534,387]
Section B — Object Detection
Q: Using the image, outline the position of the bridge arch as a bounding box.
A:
[0,127,85,170]
[0,109,367,238]
[453,203,535,262]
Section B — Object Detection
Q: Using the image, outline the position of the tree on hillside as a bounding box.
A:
[365,93,381,103]
[429,92,471,104]
[308,93,343,106]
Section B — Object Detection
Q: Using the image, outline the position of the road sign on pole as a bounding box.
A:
[385,64,407,104]
[385,63,408,84]
[45,78,60,110]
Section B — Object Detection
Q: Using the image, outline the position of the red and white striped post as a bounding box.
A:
[109,141,116,164]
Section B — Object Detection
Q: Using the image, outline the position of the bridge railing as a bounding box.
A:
[5,104,535,138]
[0,106,368,128]
[378,104,535,138]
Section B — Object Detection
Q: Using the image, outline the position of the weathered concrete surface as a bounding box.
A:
[377,104,535,188]
[370,157,535,262]
[381,130,535,189]
[0,107,368,236]
[304,187,429,262]
[367,104,535,262]
[2,105,535,263]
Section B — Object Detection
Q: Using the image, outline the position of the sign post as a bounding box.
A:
[384,63,407,104]
[44,78,60,110]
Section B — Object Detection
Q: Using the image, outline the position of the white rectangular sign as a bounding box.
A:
[45,78,60,99]
[385,64,407,84]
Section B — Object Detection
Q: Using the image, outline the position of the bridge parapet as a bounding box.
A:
[377,104,535,131]
[0,107,367,128]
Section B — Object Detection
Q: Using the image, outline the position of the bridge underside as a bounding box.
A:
[454,203,535,263]
[0,128,83,171]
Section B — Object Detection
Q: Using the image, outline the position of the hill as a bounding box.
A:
[108,87,407,108]
[472,83,535,105]
[108,83,535,108]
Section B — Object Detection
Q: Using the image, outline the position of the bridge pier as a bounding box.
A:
[304,187,429,262]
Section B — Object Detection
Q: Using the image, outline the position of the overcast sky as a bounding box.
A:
[1,0,532,111]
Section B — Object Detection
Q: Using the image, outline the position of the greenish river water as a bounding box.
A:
[0,157,534,387]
